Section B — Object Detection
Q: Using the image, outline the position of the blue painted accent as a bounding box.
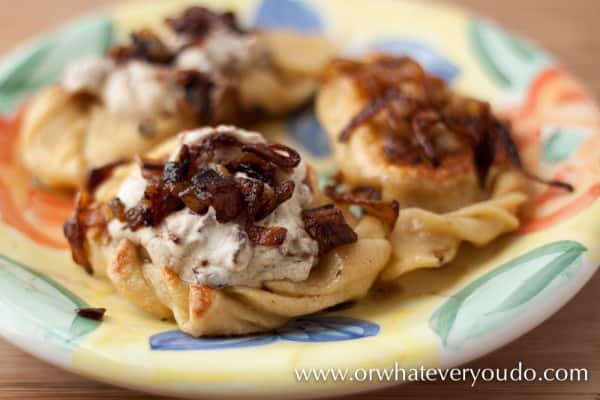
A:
[286,109,331,157]
[369,39,460,82]
[149,316,379,350]
[253,0,324,33]
[150,330,277,351]
[277,316,379,342]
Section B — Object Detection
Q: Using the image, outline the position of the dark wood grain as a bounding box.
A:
[0,1,599,399]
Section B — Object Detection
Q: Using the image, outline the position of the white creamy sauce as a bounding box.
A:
[176,28,259,75]
[116,168,147,209]
[107,127,319,288]
[176,49,212,75]
[102,62,178,119]
[62,57,114,94]
[62,58,178,120]
[182,125,265,147]
[61,25,258,121]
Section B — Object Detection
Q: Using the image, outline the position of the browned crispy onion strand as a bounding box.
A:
[411,109,442,167]
[301,205,358,255]
[330,55,573,192]
[338,89,405,141]
[64,162,126,273]
[109,29,174,65]
[84,160,128,192]
[175,70,216,123]
[323,182,399,232]
[165,6,245,39]
[241,143,302,169]
[493,121,574,192]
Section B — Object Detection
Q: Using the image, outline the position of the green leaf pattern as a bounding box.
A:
[541,126,588,164]
[469,18,551,89]
[429,241,587,348]
[0,255,100,351]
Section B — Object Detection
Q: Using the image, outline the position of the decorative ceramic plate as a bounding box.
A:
[0,0,599,398]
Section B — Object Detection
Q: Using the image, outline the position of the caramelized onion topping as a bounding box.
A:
[189,169,244,222]
[165,6,245,40]
[63,205,91,272]
[302,205,358,255]
[63,198,108,273]
[241,143,302,169]
[324,182,399,231]
[108,198,126,222]
[328,55,573,191]
[493,121,574,192]
[65,130,357,270]
[105,6,255,125]
[109,29,174,65]
[339,88,405,141]
[245,224,287,246]
[227,153,277,184]
[64,162,126,273]
[108,6,245,66]
[85,160,127,192]
[175,70,216,123]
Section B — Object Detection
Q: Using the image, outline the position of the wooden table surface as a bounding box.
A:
[0,1,598,399]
